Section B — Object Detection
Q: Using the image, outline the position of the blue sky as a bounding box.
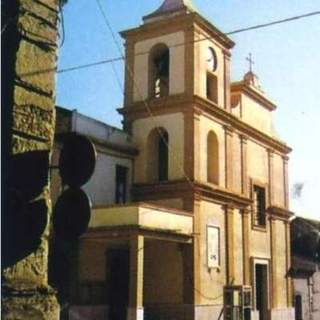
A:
[56,0,320,220]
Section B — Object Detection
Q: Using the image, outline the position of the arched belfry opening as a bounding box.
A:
[149,44,170,99]
[207,130,219,184]
[206,47,218,104]
[147,128,169,182]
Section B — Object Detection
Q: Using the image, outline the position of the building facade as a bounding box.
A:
[52,1,295,320]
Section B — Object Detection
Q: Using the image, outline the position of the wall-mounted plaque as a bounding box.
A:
[53,188,91,240]
[207,225,220,268]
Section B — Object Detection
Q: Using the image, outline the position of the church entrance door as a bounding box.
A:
[255,264,269,320]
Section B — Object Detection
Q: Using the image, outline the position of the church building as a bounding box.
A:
[58,1,295,320]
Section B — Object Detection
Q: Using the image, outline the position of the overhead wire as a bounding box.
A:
[226,10,320,35]
[18,10,320,78]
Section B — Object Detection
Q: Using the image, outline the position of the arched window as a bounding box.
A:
[149,44,170,99]
[147,128,169,182]
[207,131,219,184]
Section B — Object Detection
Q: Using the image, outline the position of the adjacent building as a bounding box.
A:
[51,1,296,320]
[51,107,137,207]
[291,217,320,320]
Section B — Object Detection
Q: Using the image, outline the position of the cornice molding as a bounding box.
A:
[118,93,190,116]
[194,181,252,208]
[83,226,192,243]
[132,179,252,209]
[118,94,292,155]
[120,12,234,51]
[193,95,292,154]
[120,13,192,41]
[231,82,277,111]
[268,206,294,222]
[192,13,235,50]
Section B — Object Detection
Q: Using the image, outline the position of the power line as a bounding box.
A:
[20,57,123,78]
[18,10,320,78]
[95,0,124,55]
[226,10,320,35]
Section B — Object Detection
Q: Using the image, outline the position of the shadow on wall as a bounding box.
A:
[1,0,50,270]
[48,236,78,306]
[2,151,50,269]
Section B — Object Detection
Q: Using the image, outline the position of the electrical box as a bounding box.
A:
[224,286,252,320]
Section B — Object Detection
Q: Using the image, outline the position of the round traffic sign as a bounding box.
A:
[53,188,91,240]
[59,133,96,188]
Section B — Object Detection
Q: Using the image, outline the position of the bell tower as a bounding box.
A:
[119,0,235,191]
[118,3,294,320]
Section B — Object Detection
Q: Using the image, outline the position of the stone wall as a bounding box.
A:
[2,0,60,318]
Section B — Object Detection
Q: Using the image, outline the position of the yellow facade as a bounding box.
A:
[74,1,295,320]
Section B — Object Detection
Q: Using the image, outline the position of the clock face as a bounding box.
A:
[207,47,217,72]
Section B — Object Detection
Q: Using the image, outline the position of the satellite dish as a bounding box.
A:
[53,188,91,240]
[59,133,97,188]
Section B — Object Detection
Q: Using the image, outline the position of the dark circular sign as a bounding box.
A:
[59,133,97,188]
[53,188,91,240]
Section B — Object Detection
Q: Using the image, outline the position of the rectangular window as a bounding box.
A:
[206,72,218,103]
[115,165,128,204]
[253,185,266,226]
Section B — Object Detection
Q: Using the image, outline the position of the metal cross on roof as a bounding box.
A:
[246,53,255,73]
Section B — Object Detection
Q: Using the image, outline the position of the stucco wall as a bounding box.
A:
[132,112,185,183]
[144,240,184,304]
[83,151,132,206]
[274,220,289,307]
[247,140,268,183]
[273,154,285,208]
[250,227,271,259]
[241,94,273,136]
[233,209,244,285]
[78,239,185,306]
[197,200,226,305]
[133,31,185,101]
[232,134,242,194]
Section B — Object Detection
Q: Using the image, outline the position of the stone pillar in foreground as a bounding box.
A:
[2,0,61,318]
